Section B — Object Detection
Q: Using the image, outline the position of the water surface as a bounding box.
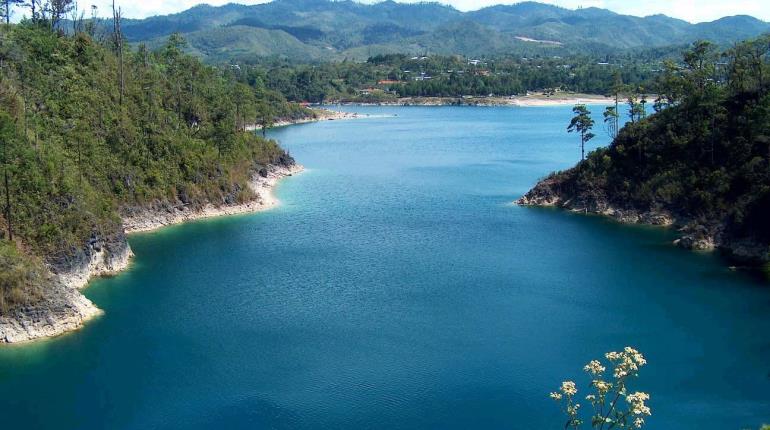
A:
[1,106,768,429]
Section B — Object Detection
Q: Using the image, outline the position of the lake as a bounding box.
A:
[0,106,768,429]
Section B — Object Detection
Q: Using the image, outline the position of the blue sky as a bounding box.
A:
[10,0,770,23]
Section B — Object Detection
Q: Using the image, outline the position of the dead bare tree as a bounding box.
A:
[112,0,124,105]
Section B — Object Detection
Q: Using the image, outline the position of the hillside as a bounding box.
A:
[517,38,770,273]
[109,0,770,61]
[0,23,309,341]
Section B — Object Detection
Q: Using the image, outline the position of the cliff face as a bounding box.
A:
[0,159,301,344]
[0,236,133,343]
[516,169,770,266]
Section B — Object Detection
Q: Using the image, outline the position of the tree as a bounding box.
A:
[231,82,254,132]
[0,112,14,240]
[610,72,623,137]
[2,0,24,25]
[24,0,39,22]
[112,0,123,105]
[626,95,644,123]
[682,40,717,97]
[568,104,595,162]
[47,0,73,29]
[603,106,618,139]
[256,101,275,138]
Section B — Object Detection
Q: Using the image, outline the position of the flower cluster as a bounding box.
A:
[561,381,578,396]
[583,360,606,376]
[605,347,647,379]
[626,392,651,417]
[549,347,652,429]
[550,380,582,428]
[591,379,612,395]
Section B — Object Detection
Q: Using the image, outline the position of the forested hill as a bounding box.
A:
[0,23,308,316]
[518,37,770,273]
[108,0,770,61]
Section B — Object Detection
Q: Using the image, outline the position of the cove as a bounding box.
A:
[0,106,768,429]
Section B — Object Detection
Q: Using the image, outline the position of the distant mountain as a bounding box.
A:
[118,0,770,61]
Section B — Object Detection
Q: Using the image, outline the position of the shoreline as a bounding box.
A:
[515,175,769,270]
[248,109,363,131]
[123,163,304,234]
[330,94,615,107]
[0,163,303,344]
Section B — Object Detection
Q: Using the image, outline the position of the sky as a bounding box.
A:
[11,0,770,23]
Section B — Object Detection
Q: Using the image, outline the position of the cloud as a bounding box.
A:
[10,0,770,23]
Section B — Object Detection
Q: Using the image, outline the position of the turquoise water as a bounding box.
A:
[1,106,768,429]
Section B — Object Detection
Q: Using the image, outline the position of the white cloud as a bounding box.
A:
[10,0,770,23]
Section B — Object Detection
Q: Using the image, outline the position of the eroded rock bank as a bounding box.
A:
[516,171,770,267]
[122,162,304,234]
[0,161,302,344]
[0,235,133,343]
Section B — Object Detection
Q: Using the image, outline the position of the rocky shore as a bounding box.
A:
[0,236,133,343]
[122,163,303,234]
[516,173,770,267]
[248,109,361,131]
[0,162,302,344]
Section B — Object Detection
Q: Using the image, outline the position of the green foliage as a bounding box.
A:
[244,53,662,103]
[557,37,770,261]
[0,24,305,311]
[568,104,596,161]
[110,1,770,62]
[0,240,45,313]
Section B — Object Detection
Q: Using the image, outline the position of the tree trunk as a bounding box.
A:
[614,93,619,138]
[113,1,124,106]
[3,169,10,241]
[2,137,11,241]
[235,104,240,133]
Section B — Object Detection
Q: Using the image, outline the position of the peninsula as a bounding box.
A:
[517,39,770,273]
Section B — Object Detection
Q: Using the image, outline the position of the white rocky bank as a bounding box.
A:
[0,164,302,343]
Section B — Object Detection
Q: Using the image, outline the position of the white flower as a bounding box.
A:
[626,392,652,416]
[592,379,612,394]
[550,392,563,400]
[584,360,606,375]
[560,381,578,396]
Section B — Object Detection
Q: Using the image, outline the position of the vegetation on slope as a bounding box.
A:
[521,38,770,267]
[243,52,662,104]
[0,22,308,312]
[107,0,770,61]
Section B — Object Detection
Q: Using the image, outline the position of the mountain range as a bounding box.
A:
[116,0,770,61]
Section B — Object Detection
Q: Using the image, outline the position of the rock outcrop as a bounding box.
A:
[1,161,302,343]
[0,236,133,343]
[517,172,769,266]
[121,162,303,233]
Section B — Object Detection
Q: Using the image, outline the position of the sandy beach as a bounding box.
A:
[507,94,616,106]
[336,93,616,107]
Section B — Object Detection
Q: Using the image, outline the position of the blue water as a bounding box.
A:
[0,106,768,429]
